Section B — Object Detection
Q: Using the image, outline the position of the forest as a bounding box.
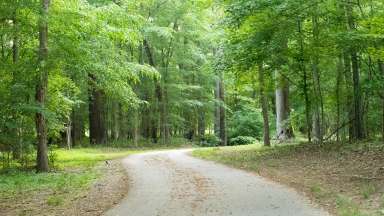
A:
[1,0,384,215]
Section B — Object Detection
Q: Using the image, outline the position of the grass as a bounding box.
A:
[336,195,365,216]
[361,182,377,199]
[53,147,142,169]
[0,147,140,208]
[192,141,384,216]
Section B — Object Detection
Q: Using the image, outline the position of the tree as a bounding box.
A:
[35,0,50,172]
[258,62,270,146]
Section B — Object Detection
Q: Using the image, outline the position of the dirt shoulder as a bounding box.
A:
[193,142,384,216]
[56,160,129,216]
[1,159,129,216]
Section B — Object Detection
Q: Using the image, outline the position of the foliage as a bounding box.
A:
[198,134,221,147]
[228,106,264,140]
[229,136,256,146]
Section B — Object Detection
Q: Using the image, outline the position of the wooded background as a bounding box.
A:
[0,0,383,172]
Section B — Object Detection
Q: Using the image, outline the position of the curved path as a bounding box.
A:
[105,149,329,216]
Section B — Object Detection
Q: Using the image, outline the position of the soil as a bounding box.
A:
[252,142,384,216]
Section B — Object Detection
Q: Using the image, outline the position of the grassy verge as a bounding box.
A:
[192,142,384,216]
[0,147,141,215]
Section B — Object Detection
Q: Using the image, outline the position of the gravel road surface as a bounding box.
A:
[105,149,329,216]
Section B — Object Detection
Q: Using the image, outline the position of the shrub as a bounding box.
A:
[229,136,256,146]
[199,134,221,147]
[228,107,263,140]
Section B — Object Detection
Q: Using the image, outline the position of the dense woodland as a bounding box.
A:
[0,0,383,172]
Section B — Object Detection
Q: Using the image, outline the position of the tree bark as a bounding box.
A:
[198,111,205,138]
[214,78,220,138]
[71,106,84,146]
[35,0,50,172]
[345,0,364,140]
[336,55,343,142]
[143,39,159,143]
[379,61,384,141]
[311,14,324,143]
[12,12,21,160]
[219,74,227,146]
[343,52,354,141]
[297,18,311,143]
[258,62,270,146]
[275,70,293,141]
[111,101,120,140]
[88,74,106,145]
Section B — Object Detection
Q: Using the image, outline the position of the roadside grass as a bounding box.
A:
[0,147,140,211]
[53,147,142,169]
[192,141,384,216]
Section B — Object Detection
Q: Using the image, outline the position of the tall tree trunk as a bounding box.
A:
[71,106,84,146]
[88,74,106,145]
[111,101,120,141]
[311,15,324,143]
[379,61,384,141]
[351,51,364,139]
[345,1,364,140]
[12,12,21,160]
[66,118,72,149]
[297,18,311,143]
[198,111,205,138]
[343,52,355,141]
[143,39,159,143]
[133,108,139,147]
[336,55,344,142]
[275,71,293,140]
[258,62,270,146]
[214,78,220,137]
[35,0,50,172]
[219,73,227,146]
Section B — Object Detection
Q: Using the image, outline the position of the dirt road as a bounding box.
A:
[105,149,329,216]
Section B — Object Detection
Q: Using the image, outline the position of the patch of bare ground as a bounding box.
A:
[2,160,129,216]
[253,142,384,216]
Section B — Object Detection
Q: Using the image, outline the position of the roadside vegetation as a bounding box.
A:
[0,147,139,215]
[0,138,192,216]
[193,141,384,216]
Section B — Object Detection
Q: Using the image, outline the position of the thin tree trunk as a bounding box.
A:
[133,108,139,147]
[336,55,343,142]
[214,78,220,138]
[111,101,120,140]
[219,73,227,146]
[258,62,270,146]
[12,12,21,160]
[66,118,72,150]
[35,0,50,172]
[343,52,354,141]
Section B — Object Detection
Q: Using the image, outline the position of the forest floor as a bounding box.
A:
[192,141,384,216]
[0,148,140,216]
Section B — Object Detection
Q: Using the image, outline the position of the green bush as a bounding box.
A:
[198,134,221,147]
[228,107,263,140]
[229,136,256,146]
